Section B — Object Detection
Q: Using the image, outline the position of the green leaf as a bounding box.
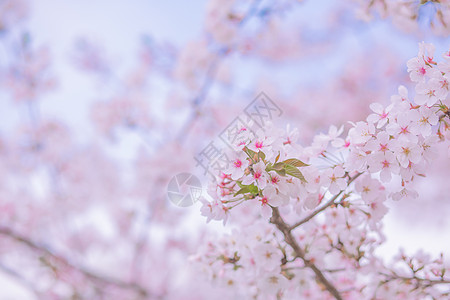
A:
[271,162,285,171]
[244,147,257,160]
[248,184,258,194]
[284,165,306,182]
[234,183,258,196]
[258,151,266,161]
[275,169,286,177]
[282,158,309,167]
[234,186,250,196]
[265,162,284,172]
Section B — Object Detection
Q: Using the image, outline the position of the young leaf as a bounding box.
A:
[275,152,280,163]
[275,169,286,176]
[244,147,257,160]
[282,158,309,167]
[284,165,307,182]
[258,151,266,161]
[247,184,259,194]
[234,184,258,196]
[234,186,250,196]
[271,162,285,171]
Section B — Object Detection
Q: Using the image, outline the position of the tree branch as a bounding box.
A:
[0,226,149,298]
[290,172,362,231]
[270,208,343,300]
[380,271,450,286]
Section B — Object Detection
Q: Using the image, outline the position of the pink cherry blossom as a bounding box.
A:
[367,102,393,128]
[242,161,268,189]
[323,165,347,195]
[386,111,420,143]
[407,56,430,82]
[226,151,250,180]
[392,141,422,168]
[414,79,440,106]
[368,151,399,182]
[348,121,375,144]
[416,106,439,137]
[253,243,282,272]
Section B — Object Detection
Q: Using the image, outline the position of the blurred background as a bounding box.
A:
[0,0,449,298]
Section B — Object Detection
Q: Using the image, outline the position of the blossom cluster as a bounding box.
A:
[354,0,450,36]
[196,43,450,299]
[344,42,449,200]
[200,121,310,223]
[2,0,450,298]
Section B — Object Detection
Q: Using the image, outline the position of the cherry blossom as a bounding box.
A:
[322,165,347,195]
[367,102,394,128]
[386,111,420,143]
[348,121,375,144]
[241,160,268,189]
[2,2,450,299]
[417,105,439,137]
[196,43,450,300]
[226,151,250,180]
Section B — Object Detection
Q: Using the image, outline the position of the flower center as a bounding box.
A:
[402,147,411,155]
[379,143,388,152]
[426,89,436,97]
[261,196,268,205]
[420,117,429,124]
[234,159,242,168]
[268,276,278,284]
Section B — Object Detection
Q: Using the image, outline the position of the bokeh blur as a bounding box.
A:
[0,0,450,298]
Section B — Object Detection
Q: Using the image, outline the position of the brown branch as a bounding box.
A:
[402,277,450,285]
[0,226,149,298]
[380,271,450,286]
[290,172,362,231]
[270,208,343,300]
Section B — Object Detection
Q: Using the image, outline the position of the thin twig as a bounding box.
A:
[0,226,149,297]
[176,55,223,143]
[380,271,450,286]
[290,172,362,231]
[176,0,264,144]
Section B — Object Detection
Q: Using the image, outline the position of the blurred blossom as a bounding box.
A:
[0,0,449,299]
